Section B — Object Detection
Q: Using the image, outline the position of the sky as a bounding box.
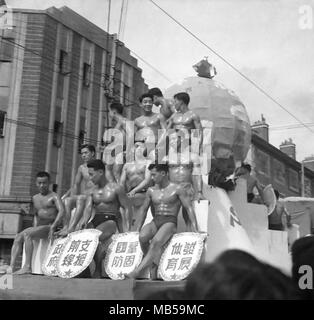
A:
[6,0,314,161]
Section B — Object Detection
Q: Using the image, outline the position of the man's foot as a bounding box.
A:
[124,270,139,280]
[14,266,32,275]
[0,265,11,274]
[92,269,102,279]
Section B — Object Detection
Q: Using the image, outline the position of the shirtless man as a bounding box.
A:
[104,102,128,182]
[120,141,152,230]
[77,159,132,278]
[235,163,263,203]
[0,172,65,275]
[61,144,96,235]
[269,189,292,231]
[167,92,203,150]
[126,164,198,279]
[148,87,174,119]
[135,93,166,148]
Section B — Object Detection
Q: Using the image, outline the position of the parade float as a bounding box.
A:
[0,60,296,300]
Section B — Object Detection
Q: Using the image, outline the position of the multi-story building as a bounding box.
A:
[247,116,314,198]
[0,6,147,253]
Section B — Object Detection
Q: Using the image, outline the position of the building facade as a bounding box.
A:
[0,6,147,199]
[248,117,314,198]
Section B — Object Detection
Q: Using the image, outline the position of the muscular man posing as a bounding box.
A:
[167,92,203,149]
[126,164,198,279]
[135,93,166,146]
[77,159,132,278]
[0,172,65,275]
[120,141,152,230]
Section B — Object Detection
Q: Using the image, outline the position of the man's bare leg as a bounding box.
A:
[0,232,26,273]
[14,226,50,275]
[138,222,157,256]
[127,222,176,279]
[93,220,117,278]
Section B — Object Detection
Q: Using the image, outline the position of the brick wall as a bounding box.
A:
[11,14,56,197]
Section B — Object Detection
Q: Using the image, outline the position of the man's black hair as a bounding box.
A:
[173,92,190,105]
[87,159,106,171]
[241,163,252,173]
[274,189,280,200]
[139,93,154,103]
[109,102,124,115]
[36,171,50,180]
[81,144,96,154]
[148,87,163,97]
[148,163,168,173]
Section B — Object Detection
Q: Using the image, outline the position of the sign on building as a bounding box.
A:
[104,232,143,280]
[158,232,207,281]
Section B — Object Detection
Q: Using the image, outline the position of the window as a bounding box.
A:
[78,129,85,153]
[304,177,312,197]
[59,50,70,75]
[83,63,91,87]
[0,110,6,137]
[273,159,286,185]
[254,149,270,176]
[0,38,14,62]
[288,169,299,193]
[53,121,63,148]
[123,85,130,107]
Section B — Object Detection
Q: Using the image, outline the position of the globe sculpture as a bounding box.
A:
[164,59,252,188]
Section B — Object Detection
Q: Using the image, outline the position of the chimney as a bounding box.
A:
[251,114,269,142]
[303,155,314,172]
[280,138,296,160]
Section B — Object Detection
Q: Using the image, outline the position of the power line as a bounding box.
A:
[148,0,314,135]
[0,35,141,111]
[5,14,172,90]
[131,49,174,84]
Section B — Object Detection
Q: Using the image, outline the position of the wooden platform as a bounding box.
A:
[0,274,185,300]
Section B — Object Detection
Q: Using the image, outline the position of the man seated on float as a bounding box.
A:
[126,164,199,279]
[135,93,167,155]
[120,140,153,230]
[0,172,65,275]
[104,102,129,182]
[235,163,263,203]
[77,159,132,278]
[148,87,174,119]
[59,144,96,236]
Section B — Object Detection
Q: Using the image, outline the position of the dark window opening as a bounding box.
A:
[53,120,63,148]
[0,110,6,137]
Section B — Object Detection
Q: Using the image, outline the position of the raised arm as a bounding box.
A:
[116,185,133,232]
[128,166,151,196]
[177,186,199,233]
